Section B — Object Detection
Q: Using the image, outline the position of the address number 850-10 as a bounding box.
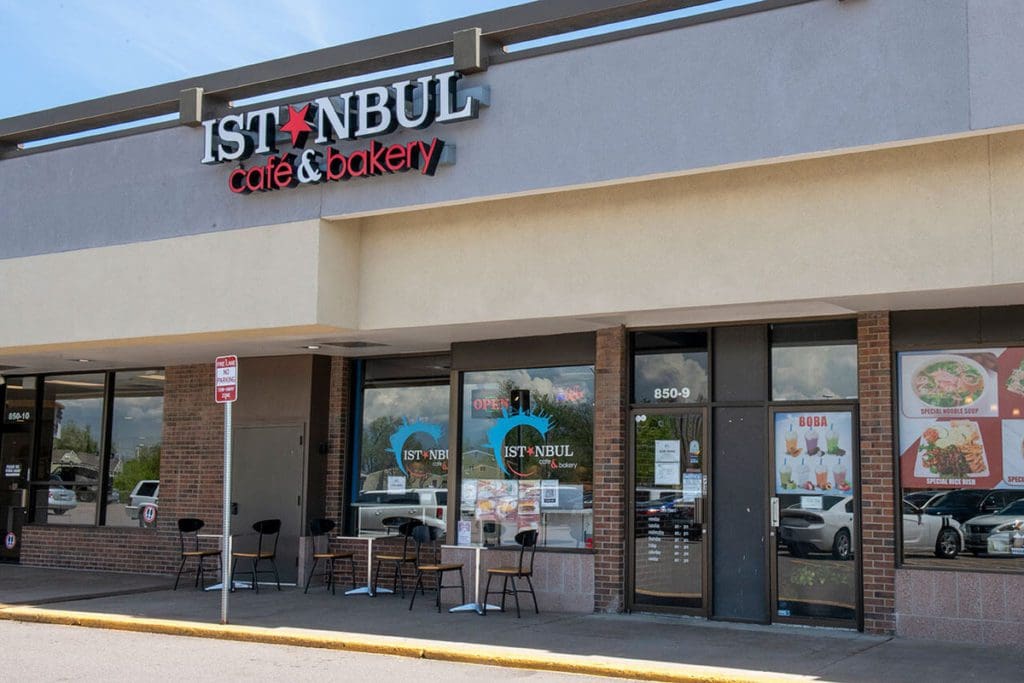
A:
[654,387,691,400]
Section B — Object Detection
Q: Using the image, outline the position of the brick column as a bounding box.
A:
[325,357,352,523]
[593,326,628,612]
[857,312,896,634]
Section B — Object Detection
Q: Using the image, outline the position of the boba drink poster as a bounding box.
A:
[775,411,854,497]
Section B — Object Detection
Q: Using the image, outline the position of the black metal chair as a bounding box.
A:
[174,518,221,591]
[303,518,356,595]
[408,525,465,612]
[230,518,282,592]
[483,529,539,617]
[372,517,421,598]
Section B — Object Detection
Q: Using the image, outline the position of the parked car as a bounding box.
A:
[962,499,1024,555]
[126,480,159,520]
[781,497,963,561]
[923,488,1024,525]
[902,500,963,558]
[781,497,855,560]
[353,488,446,537]
[47,482,77,515]
[903,490,948,510]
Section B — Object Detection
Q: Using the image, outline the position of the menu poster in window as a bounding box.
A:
[518,480,541,525]
[461,478,478,506]
[476,479,518,522]
[775,411,853,497]
[898,348,1024,489]
[654,440,681,486]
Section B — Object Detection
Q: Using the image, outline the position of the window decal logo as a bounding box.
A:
[387,418,445,476]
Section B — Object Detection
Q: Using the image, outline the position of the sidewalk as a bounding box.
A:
[0,564,1019,682]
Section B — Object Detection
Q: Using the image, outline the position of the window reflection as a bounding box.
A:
[460,365,594,548]
[352,384,449,538]
[634,352,708,404]
[107,371,164,528]
[771,345,857,401]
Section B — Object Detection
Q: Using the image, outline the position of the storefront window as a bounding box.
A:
[771,345,857,401]
[634,353,708,404]
[460,365,594,548]
[352,383,449,537]
[106,371,164,527]
[37,374,106,525]
[898,348,1024,569]
[28,370,164,526]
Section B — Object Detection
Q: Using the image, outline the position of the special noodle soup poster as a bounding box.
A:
[898,348,1024,489]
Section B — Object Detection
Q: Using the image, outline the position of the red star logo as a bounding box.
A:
[280,104,313,148]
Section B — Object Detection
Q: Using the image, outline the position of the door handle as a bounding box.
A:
[770,497,780,527]
[693,496,704,525]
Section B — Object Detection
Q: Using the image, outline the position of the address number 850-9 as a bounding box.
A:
[653,387,691,400]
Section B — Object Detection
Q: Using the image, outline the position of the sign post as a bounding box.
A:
[215,355,238,624]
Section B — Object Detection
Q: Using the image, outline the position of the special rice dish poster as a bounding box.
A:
[898,348,1024,488]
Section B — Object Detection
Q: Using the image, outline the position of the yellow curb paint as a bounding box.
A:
[0,606,809,683]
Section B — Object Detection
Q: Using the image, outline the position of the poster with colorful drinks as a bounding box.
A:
[775,411,853,497]
[898,348,1024,489]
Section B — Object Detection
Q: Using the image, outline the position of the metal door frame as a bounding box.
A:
[625,405,711,617]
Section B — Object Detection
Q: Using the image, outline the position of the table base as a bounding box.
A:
[345,585,394,596]
[449,602,502,615]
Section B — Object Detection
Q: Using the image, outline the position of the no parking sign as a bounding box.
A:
[140,504,157,526]
[4,532,16,550]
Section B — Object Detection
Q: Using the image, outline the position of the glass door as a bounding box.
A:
[770,407,859,626]
[630,408,708,614]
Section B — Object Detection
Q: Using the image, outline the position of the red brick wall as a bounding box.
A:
[857,312,896,634]
[593,326,628,612]
[21,363,222,574]
[325,357,351,523]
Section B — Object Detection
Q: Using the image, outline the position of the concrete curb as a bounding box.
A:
[0,605,811,682]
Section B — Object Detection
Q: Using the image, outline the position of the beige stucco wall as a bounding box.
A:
[4,130,1024,354]
[0,219,357,350]
[355,133,1010,330]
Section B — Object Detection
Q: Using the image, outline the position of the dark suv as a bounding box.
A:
[923,489,1024,525]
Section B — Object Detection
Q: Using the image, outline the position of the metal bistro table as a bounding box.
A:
[197,532,252,591]
[443,544,502,615]
[337,535,393,596]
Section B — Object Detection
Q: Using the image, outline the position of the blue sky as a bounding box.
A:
[0,0,753,121]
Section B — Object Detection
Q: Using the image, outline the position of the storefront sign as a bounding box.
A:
[899,347,1024,488]
[484,409,577,477]
[200,70,484,195]
[470,389,510,418]
[215,355,238,403]
[775,411,854,496]
[5,408,32,423]
[3,464,21,478]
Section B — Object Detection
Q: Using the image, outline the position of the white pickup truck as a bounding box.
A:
[125,480,159,522]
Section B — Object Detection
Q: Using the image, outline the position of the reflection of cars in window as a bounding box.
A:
[353,489,446,537]
[47,477,77,515]
[781,497,855,560]
[781,497,962,561]
[126,480,159,520]
[962,499,1024,555]
[902,500,962,559]
[923,489,1024,525]
[50,465,100,502]
[903,490,947,510]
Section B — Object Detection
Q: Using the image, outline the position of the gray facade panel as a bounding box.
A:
[967,0,1024,130]
[0,0,980,260]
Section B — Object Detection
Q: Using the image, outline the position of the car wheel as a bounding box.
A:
[934,527,960,559]
[970,550,984,557]
[78,490,96,503]
[50,509,65,515]
[832,528,853,560]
